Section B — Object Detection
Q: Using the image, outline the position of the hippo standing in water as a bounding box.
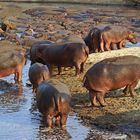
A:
[83,55,140,107]
[0,47,26,83]
[36,79,71,129]
[28,62,50,93]
[100,26,137,52]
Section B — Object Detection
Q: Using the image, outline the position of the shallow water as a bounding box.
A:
[0,60,130,140]
[0,60,91,140]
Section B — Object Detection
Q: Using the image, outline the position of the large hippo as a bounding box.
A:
[0,47,26,83]
[28,62,50,93]
[37,42,89,75]
[36,79,71,129]
[83,55,140,107]
[30,40,53,65]
[100,26,137,52]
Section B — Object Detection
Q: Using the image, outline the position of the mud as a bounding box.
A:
[0,1,140,140]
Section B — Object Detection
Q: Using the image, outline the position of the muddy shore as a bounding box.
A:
[0,2,140,139]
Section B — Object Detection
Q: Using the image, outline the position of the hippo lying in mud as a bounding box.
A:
[28,62,50,93]
[36,42,89,75]
[100,26,137,52]
[36,79,71,129]
[0,47,26,83]
[30,40,53,65]
[83,55,140,107]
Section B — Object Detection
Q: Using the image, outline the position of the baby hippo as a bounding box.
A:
[28,62,50,93]
[36,79,71,129]
[83,55,140,107]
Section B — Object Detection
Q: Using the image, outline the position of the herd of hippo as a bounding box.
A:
[0,25,140,130]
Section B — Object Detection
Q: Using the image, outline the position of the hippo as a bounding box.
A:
[84,26,127,53]
[28,62,50,93]
[0,47,26,83]
[30,40,53,65]
[37,42,89,75]
[100,26,137,52]
[83,55,140,107]
[36,79,71,129]
[84,26,111,53]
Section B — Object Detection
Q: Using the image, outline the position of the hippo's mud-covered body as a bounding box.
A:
[38,42,89,75]
[28,62,50,93]
[30,40,53,65]
[36,79,71,129]
[100,26,137,52]
[0,47,26,83]
[83,55,140,106]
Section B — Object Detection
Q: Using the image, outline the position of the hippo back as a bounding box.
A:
[37,79,71,114]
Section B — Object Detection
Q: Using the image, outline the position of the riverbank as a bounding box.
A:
[0,0,139,6]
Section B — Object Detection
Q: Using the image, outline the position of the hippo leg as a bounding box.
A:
[74,62,80,76]
[15,71,22,83]
[119,40,124,49]
[32,84,37,93]
[57,66,62,75]
[123,85,129,96]
[45,114,53,128]
[105,42,111,51]
[129,81,138,98]
[60,114,67,130]
[80,62,84,73]
[55,116,61,127]
[100,40,105,52]
[96,92,107,107]
[89,92,98,107]
[14,72,18,83]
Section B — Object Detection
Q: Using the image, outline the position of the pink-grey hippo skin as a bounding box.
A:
[83,55,140,107]
[84,26,128,53]
[0,48,26,84]
[28,62,50,93]
[30,40,53,65]
[36,79,71,130]
[100,26,137,52]
[37,42,89,75]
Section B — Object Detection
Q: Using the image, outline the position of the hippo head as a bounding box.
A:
[127,31,137,44]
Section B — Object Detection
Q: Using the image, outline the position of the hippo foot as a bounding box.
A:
[130,92,136,98]
[91,102,99,107]
[61,125,66,130]
[100,102,107,107]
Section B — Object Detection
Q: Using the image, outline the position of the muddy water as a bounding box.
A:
[0,60,131,140]
[0,60,90,140]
